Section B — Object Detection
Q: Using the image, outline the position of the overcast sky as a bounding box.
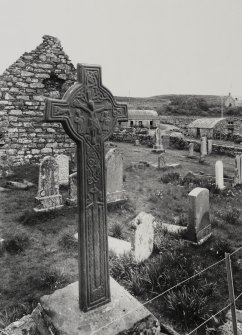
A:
[0,0,242,97]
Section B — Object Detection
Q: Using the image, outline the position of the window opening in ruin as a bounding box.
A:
[138,121,143,127]
[43,72,65,95]
[130,121,133,126]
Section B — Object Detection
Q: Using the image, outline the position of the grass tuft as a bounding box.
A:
[4,233,30,255]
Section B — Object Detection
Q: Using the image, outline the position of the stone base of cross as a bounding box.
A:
[45,64,127,311]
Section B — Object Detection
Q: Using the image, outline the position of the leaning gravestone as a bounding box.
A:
[55,154,69,186]
[215,160,225,190]
[105,148,126,204]
[152,127,165,153]
[186,187,211,244]
[34,156,63,212]
[66,172,77,205]
[43,64,159,334]
[132,217,154,262]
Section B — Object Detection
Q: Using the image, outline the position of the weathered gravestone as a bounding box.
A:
[131,215,154,262]
[34,156,63,212]
[157,153,166,169]
[234,155,242,185]
[152,127,165,153]
[207,139,213,154]
[188,142,194,158]
[66,172,77,205]
[186,187,211,244]
[105,147,126,204]
[55,154,69,186]
[45,64,127,311]
[200,136,207,156]
[215,160,225,190]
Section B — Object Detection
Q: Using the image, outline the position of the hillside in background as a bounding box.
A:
[116,94,226,117]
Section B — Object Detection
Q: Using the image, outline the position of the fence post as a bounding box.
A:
[225,252,238,335]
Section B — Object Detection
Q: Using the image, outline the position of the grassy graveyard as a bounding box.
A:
[0,143,242,333]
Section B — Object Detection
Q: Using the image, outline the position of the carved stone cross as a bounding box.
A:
[45,64,127,311]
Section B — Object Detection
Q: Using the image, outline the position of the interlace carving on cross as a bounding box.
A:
[44,63,127,312]
[45,64,127,145]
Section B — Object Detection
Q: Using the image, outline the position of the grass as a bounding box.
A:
[1,142,242,333]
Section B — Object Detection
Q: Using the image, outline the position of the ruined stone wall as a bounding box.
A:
[0,35,77,167]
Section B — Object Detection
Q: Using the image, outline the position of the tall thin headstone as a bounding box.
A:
[105,148,126,203]
[215,160,225,190]
[200,136,207,156]
[45,64,127,311]
[234,155,242,185]
[152,128,165,153]
[186,187,211,244]
[34,156,63,212]
[188,142,194,158]
[55,154,69,186]
[66,172,77,205]
[207,139,213,154]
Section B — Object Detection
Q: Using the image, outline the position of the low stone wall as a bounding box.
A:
[110,132,154,147]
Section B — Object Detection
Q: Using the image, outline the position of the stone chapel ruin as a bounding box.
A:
[0,35,76,172]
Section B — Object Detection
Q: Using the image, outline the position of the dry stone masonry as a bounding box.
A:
[0,35,76,169]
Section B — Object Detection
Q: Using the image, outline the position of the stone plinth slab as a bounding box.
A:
[162,223,187,235]
[108,236,131,256]
[74,234,132,258]
[40,277,154,335]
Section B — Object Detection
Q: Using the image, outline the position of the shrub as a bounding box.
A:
[161,172,180,184]
[207,237,233,259]
[222,207,240,225]
[28,267,69,290]
[110,222,124,239]
[4,232,30,254]
[164,283,214,329]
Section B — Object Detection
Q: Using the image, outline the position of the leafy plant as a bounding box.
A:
[110,222,124,239]
[161,172,180,184]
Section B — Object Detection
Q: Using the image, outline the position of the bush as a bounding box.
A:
[110,222,124,239]
[169,136,188,150]
[161,172,180,184]
[4,232,30,254]
[28,267,69,290]
[164,283,214,329]
[222,207,240,225]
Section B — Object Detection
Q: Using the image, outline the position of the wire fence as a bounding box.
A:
[91,245,242,335]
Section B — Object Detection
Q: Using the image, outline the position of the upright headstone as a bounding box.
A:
[200,136,207,156]
[45,64,127,312]
[234,155,242,185]
[186,187,211,244]
[188,142,194,158]
[55,154,69,186]
[215,160,225,190]
[157,153,166,169]
[34,156,63,212]
[132,218,154,262]
[152,128,165,153]
[207,139,213,154]
[105,148,126,204]
[66,172,77,205]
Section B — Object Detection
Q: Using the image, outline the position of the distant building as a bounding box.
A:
[188,118,228,138]
[119,109,159,128]
[224,93,242,108]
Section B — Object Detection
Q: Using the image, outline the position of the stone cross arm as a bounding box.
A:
[45,64,128,144]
